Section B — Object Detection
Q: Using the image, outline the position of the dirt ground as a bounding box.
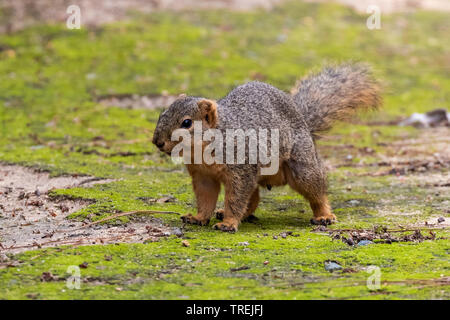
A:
[1,0,450,33]
[0,165,177,253]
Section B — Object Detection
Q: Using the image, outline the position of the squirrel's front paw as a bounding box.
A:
[213,221,238,233]
[310,214,337,226]
[181,213,210,226]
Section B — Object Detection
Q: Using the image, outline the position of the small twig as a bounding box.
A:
[78,210,181,229]
[35,210,182,237]
[78,177,108,186]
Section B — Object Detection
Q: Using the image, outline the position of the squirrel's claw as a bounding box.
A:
[215,209,258,223]
[181,213,210,226]
[310,215,337,226]
[213,222,238,233]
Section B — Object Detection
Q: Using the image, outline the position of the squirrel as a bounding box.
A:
[152,63,381,232]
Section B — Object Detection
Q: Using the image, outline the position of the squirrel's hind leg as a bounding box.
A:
[213,169,258,232]
[215,188,260,222]
[284,144,337,226]
[243,188,260,221]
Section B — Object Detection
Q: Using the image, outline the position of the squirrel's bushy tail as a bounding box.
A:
[293,63,381,135]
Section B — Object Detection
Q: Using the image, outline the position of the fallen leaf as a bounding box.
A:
[182,240,190,247]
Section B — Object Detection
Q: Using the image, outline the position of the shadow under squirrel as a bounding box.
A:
[153,63,381,232]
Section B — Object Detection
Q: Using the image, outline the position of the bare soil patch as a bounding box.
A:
[0,164,176,253]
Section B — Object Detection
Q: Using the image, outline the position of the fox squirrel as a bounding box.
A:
[152,63,381,232]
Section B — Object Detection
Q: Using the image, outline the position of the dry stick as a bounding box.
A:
[386,228,447,233]
[72,210,181,231]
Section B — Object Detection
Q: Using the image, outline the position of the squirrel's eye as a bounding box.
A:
[181,119,192,129]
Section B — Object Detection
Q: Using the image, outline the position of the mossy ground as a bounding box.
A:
[0,1,449,299]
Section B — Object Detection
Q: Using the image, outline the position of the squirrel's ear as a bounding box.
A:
[198,99,218,128]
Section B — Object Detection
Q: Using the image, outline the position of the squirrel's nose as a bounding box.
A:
[156,141,165,149]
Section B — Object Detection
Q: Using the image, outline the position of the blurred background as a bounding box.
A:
[2,0,450,32]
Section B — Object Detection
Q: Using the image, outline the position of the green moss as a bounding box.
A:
[1,232,448,299]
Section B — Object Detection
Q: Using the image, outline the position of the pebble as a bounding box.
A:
[172,227,184,237]
[357,240,374,246]
[324,261,342,272]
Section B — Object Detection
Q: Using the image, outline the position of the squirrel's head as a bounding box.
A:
[152,96,218,155]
